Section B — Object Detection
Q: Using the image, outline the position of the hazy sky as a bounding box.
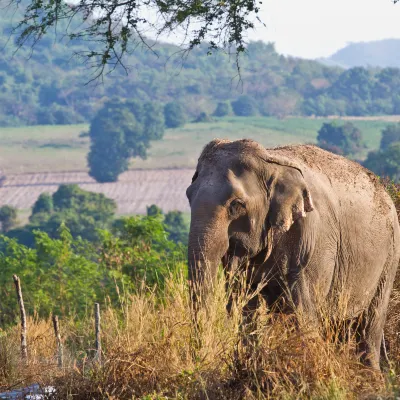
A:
[246,0,400,58]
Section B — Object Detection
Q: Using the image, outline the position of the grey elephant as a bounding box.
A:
[186,139,400,369]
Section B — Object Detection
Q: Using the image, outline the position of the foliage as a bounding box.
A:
[193,112,213,123]
[164,102,186,129]
[213,101,232,117]
[380,123,400,150]
[317,121,364,156]
[88,99,165,182]
[30,193,53,218]
[231,95,258,117]
[364,143,400,183]
[146,204,189,245]
[0,214,185,325]
[8,0,261,72]
[146,204,163,217]
[0,205,17,232]
[106,215,185,287]
[3,12,400,127]
[8,184,117,246]
[164,210,189,245]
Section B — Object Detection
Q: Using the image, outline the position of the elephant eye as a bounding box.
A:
[229,199,246,218]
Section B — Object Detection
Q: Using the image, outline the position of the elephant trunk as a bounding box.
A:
[187,208,229,303]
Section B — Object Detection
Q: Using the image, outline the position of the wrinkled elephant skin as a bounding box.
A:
[186,139,400,370]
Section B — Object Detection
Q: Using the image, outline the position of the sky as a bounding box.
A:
[246,0,400,59]
[159,0,400,60]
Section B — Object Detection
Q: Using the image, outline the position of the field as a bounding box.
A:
[0,170,193,216]
[0,116,397,215]
[0,116,397,174]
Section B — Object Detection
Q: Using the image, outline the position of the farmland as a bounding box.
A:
[0,116,398,215]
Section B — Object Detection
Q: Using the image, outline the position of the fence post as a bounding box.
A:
[52,315,63,368]
[12,274,27,362]
[94,303,101,362]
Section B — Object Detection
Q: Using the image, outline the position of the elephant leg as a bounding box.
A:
[357,259,397,370]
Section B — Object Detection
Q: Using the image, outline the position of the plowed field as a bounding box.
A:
[0,169,193,215]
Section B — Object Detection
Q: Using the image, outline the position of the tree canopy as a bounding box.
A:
[88,99,165,182]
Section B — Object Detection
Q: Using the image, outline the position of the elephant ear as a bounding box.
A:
[262,153,314,256]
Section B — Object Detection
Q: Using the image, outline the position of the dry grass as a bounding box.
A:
[0,272,398,400]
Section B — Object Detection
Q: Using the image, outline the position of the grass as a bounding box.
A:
[0,270,398,399]
[0,117,396,174]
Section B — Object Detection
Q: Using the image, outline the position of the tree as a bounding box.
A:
[364,143,400,183]
[88,99,165,182]
[9,0,260,74]
[0,205,17,232]
[380,124,400,150]
[31,193,53,219]
[164,102,186,128]
[317,121,364,157]
[231,95,258,117]
[147,204,163,217]
[213,102,232,117]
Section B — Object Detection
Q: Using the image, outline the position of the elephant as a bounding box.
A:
[186,138,400,370]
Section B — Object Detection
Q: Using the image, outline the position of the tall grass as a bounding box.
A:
[0,271,395,399]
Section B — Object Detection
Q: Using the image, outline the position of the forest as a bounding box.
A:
[2,9,400,127]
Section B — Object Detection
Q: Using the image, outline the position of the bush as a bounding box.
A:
[213,101,232,117]
[317,121,364,157]
[380,123,400,150]
[0,205,17,232]
[231,95,258,117]
[364,143,400,183]
[164,102,186,128]
[193,112,213,123]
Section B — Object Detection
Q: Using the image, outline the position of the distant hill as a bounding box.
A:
[320,39,400,69]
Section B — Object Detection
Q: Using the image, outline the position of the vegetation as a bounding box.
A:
[88,99,165,182]
[317,121,365,157]
[0,205,17,232]
[3,3,400,128]
[164,102,187,129]
[7,184,117,246]
[213,101,232,117]
[231,95,258,117]
[7,0,261,72]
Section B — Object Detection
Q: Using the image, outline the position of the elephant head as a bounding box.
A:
[186,139,314,299]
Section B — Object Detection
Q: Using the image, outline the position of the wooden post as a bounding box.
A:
[52,315,63,368]
[12,275,27,362]
[94,303,101,362]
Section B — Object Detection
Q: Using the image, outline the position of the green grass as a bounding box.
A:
[0,117,395,174]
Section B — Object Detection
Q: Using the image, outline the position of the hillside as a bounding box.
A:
[320,39,400,69]
[3,10,400,124]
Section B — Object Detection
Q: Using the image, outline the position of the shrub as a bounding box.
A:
[231,95,258,117]
[164,102,186,128]
[380,123,400,150]
[317,121,364,157]
[0,205,17,232]
[213,101,232,117]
